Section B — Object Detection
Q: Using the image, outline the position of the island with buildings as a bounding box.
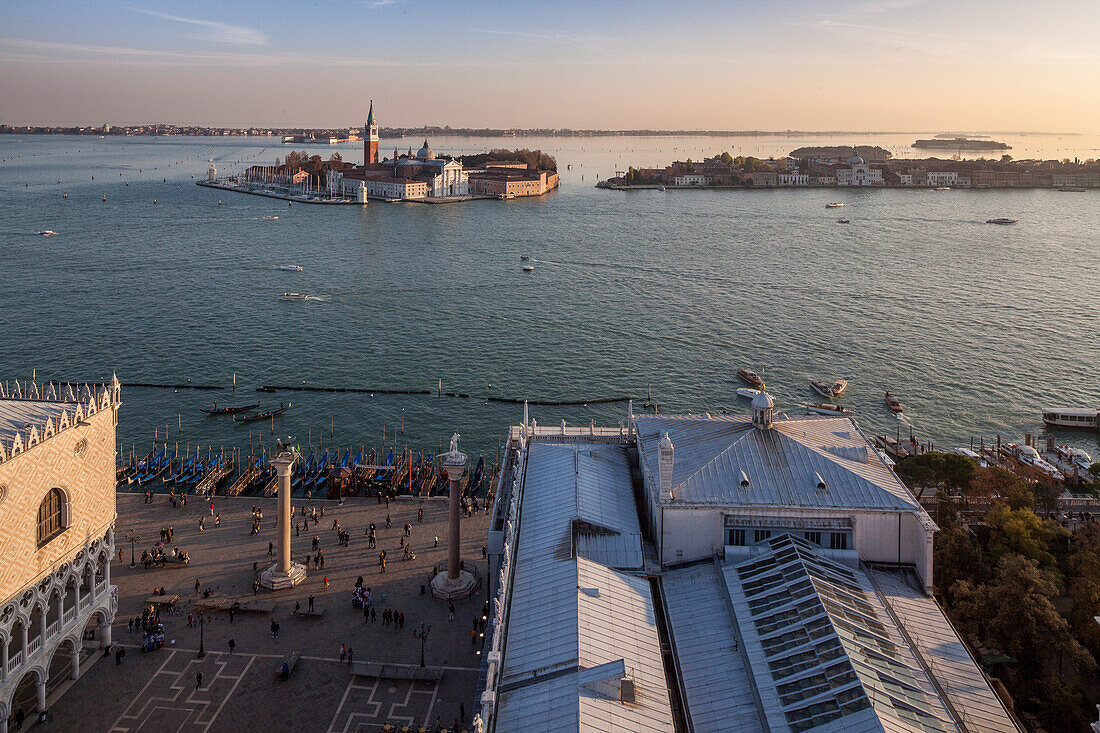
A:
[913,137,1012,151]
[198,103,559,204]
[599,147,1100,189]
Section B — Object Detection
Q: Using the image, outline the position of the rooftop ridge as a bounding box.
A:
[0,377,120,464]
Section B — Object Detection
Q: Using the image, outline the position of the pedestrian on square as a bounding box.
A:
[308,595,315,612]
[215,513,221,528]
[339,644,346,662]
[434,535,439,547]
[195,579,201,595]
[460,702,466,724]
[295,523,300,537]
[198,517,205,532]
[253,578,260,595]
[210,502,215,516]
[404,523,411,537]
[319,553,325,570]
[196,672,203,689]
[187,613,193,628]
[364,604,370,623]
[471,629,477,647]
[347,647,354,665]
[228,638,235,656]
[371,607,376,623]
[324,575,329,590]
[417,506,424,523]
[399,613,405,628]
[268,541,274,557]
[385,513,392,529]
[270,620,278,637]
[273,620,280,638]
[448,602,455,621]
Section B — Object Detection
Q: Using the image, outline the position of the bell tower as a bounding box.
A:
[364,100,379,165]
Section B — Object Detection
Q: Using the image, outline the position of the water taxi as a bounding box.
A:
[737,368,766,390]
[836,218,850,224]
[934,186,951,191]
[1006,444,1064,481]
[36,230,58,236]
[279,292,310,301]
[806,403,855,416]
[884,391,904,413]
[736,388,761,399]
[277,265,303,271]
[825,202,844,208]
[1042,407,1099,429]
[522,265,534,272]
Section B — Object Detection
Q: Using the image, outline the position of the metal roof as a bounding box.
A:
[495,441,673,733]
[867,569,1023,733]
[0,398,73,445]
[724,535,962,733]
[663,562,765,733]
[635,414,928,515]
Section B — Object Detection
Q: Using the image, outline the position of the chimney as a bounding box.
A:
[658,432,674,501]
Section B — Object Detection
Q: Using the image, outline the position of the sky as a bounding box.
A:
[1,0,1098,131]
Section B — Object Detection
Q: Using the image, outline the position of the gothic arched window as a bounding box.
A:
[37,488,66,547]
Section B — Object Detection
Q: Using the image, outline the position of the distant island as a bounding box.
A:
[788,145,891,161]
[598,147,1099,190]
[913,137,1011,151]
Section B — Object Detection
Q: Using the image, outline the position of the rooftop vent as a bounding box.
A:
[815,472,828,491]
[739,469,750,488]
[620,677,636,703]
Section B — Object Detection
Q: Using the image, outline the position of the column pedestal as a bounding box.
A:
[260,449,307,591]
[430,445,476,601]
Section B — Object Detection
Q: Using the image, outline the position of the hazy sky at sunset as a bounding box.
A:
[2,0,1098,131]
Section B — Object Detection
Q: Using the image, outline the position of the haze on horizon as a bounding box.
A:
[1,0,1098,133]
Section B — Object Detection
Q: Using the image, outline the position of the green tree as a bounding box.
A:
[985,504,1063,568]
[719,151,733,165]
[953,554,1094,677]
[933,524,984,602]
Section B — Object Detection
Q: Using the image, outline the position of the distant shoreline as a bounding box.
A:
[0,127,1084,139]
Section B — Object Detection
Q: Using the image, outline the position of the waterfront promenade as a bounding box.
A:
[49,492,491,732]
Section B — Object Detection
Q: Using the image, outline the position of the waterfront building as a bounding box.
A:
[0,378,120,729]
[478,403,1021,732]
[778,171,809,186]
[673,173,710,186]
[467,168,559,197]
[836,152,884,186]
[752,170,779,187]
[926,171,959,187]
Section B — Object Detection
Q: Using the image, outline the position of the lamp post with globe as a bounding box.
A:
[413,623,431,668]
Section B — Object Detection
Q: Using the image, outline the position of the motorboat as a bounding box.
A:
[737,368,766,390]
[826,202,844,208]
[497,193,515,200]
[934,186,951,191]
[262,215,279,220]
[1009,444,1064,481]
[830,379,848,395]
[884,391,904,413]
[522,265,535,272]
[806,403,855,416]
[1042,408,1099,428]
[810,380,836,397]
[986,218,1018,225]
[36,230,58,236]
[1055,445,1094,472]
[1058,187,1086,192]
[520,255,530,261]
[736,388,761,399]
[657,185,666,191]
[836,219,850,224]
[277,265,303,271]
[280,292,309,301]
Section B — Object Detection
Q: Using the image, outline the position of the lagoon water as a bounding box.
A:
[1,133,1098,465]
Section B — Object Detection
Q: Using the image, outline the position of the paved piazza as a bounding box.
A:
[48,491,491,733]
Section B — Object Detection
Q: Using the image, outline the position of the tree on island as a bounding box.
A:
[457,148,557,171]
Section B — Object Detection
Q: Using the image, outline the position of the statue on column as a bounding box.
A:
[449,432,461,455]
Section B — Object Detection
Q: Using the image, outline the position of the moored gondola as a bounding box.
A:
[232,404,290,423]
[201,402,260,415]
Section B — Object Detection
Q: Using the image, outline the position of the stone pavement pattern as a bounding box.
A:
[46,492,491,732]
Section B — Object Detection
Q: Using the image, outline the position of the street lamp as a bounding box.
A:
[127,530,140,567]
[197,614,206,658]
[413,623,431,668]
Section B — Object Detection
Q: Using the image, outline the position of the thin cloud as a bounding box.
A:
[857,0,925,12]
[364,0,398,9]
[475,28,606,45]
[130,8,268,46]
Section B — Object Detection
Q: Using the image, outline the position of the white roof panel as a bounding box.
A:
[663,562,765,733]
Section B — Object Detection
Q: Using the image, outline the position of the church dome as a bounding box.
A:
[751,391,775,411]
[416,140,435,160]
[847,149,864,165]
